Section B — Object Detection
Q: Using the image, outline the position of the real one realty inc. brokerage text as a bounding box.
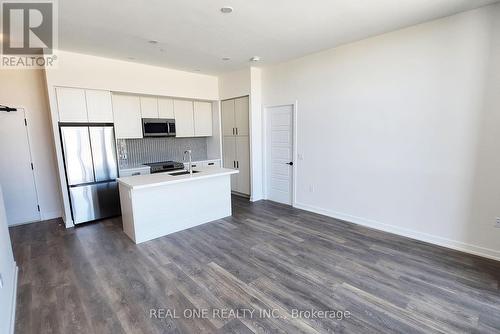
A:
[150,308,351,320]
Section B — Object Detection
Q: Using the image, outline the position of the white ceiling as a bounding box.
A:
[59,0,499,74]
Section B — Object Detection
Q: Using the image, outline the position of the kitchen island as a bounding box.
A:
[117,168,238,244]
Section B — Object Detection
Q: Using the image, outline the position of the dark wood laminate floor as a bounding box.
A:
[10,196,500,334]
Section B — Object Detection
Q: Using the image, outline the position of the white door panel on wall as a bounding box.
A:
[221,99,235,136]
[235,136,250,195]
[223,136,238,191]
[112,94,142,138]
[86,89,113,122]
[0,109,40,225]
[266,105,293,205]
[158,98,174,118]
[234,96,249,136]
[56,87,88,122]
[140,96,159,118]
[194,101,213,136]
[174,99,195,137]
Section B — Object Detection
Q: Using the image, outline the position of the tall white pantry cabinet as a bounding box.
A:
[221,96,250,196]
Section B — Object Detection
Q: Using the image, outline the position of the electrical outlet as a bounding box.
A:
[495,217,500,228]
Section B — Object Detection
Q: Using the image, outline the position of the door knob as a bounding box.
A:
[287,162,293,166]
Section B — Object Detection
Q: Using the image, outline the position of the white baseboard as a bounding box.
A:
[294,202,500,262]
[10,264,18,334]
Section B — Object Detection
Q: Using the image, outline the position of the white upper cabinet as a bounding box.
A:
[56,87,88,122]
[86,90,113,122]
[112,94,142,139]
[193,101,213,137]
[221,99,235,136]
[158,98,174,118]
[234,96,249,136]
[56,87,114,123]
[140,96,159,118]
[174,99,195,137]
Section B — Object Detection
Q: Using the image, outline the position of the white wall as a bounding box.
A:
[0,70,63,221]
[0,187,17,334]
[46,50,219,100]
[261,4,500,260]
[249,67,263,201]
[218,69,250,100]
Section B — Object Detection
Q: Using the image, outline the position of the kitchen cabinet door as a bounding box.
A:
[174,100,194,137]
[56,87,88,122]
[235,136,250,195]
[234,96,249,136]
[193,101,212,137]
[86,90,113,122]
[112,94,142,139]
[158,98,174,118]
[223,136,238,191]
[140,96,159,118]
[221,99,235,136]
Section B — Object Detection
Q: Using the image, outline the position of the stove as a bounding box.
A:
[144,161,184,174]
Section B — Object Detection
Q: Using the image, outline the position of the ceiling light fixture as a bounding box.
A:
[220,6,233,14]
[250,56,261,62]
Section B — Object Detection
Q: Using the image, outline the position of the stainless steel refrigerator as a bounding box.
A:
[60,124,121,224]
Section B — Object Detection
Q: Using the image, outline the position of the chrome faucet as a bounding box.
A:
[184,149,192,175]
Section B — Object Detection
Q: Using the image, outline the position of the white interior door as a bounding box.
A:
[221,99,235,136]
[222,136,238,191]
[266,105,293,205]
[235,136,250,195]
[0,109,40,225]
[234,96,249,136]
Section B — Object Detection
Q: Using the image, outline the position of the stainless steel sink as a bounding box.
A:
[169,170,200,176]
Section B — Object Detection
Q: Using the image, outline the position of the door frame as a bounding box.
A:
[0,106,41,225]
[263,101,298,206]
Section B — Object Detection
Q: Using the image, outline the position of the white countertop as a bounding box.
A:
[117,167,238,190]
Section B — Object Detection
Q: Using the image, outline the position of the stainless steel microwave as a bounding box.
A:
[142,118,176,137]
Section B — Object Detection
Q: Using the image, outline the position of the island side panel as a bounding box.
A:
[131,174,232,243]
[119,184,137,242]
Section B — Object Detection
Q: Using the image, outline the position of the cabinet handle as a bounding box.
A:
[233,161,236,168]
[232,128,235,135]
[236,128,238,135]
[208,162,214,166]
[237,161,239,168]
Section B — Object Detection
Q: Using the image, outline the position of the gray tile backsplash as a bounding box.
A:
[118,137,208,167]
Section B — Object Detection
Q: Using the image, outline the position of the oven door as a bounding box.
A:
[142,118,169,137]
